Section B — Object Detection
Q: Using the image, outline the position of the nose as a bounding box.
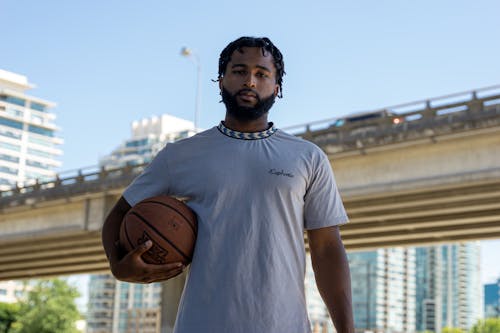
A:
[243,74,256,88]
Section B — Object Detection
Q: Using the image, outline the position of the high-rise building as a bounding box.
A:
[0,69,62,190]
[484,279,500,318]
[416,242,483,332]
[87,274,162,333]
[348,248,416,333]
[99,114,195,169]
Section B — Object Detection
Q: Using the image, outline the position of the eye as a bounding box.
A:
[232,70,246,75]
[256,72,269,78]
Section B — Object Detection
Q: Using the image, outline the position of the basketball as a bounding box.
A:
[119,195,197,266]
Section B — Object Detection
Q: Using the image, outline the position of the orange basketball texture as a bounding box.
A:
[119,196,197,265]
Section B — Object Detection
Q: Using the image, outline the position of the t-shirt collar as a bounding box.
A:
[217,121,278,140]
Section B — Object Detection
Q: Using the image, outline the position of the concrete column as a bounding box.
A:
[160,271,187,333]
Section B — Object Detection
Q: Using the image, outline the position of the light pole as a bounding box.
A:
[180,47,201,132]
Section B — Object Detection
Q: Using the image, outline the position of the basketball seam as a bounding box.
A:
[123,223,134,250]
[129,211,192,262]
[141,200,197,235]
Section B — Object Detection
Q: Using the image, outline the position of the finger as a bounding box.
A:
[148,268,185,283]
[131,240,153,257]
[141,261,184,271]
[138,268,184,284]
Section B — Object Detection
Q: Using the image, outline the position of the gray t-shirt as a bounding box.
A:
[123,123,348,333]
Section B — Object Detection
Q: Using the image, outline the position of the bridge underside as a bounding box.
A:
[1,175,498,281]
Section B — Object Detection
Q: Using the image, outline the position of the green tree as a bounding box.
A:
[469,318,500,333]
[15,279,80,333]
[0,302,20,333]
[442,327,465,333]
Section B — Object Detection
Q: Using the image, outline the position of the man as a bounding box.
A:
[102,36,354,333]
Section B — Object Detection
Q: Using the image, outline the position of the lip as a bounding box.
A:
[238,92,257,98]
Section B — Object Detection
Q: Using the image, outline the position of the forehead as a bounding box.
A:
[227,47,276,72]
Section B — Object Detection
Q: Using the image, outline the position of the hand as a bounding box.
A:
[110,240,185,283]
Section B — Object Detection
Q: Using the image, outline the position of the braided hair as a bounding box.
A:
[218,37,286,98]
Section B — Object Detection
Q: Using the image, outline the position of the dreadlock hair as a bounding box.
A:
[218,36,286,98]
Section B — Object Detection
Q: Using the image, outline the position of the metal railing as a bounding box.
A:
[284,85,500,152]
[0,163,147,207]
[282,84,500,134]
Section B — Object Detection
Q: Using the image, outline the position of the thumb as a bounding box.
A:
[133,240,153,256]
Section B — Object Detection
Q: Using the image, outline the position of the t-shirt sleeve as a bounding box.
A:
[304,150,348,230]
[122,145,171,207]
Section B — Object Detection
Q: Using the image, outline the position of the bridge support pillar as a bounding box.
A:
[160,270,187,333]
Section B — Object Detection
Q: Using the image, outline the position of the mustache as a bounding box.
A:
[236,89,260,101]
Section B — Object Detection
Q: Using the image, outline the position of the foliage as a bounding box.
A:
[469,318,500,333]
[442,327,465,333]
[0,302,20,333]
[14,279,80,333]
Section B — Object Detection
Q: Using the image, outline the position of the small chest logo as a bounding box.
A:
[269,168,294,178]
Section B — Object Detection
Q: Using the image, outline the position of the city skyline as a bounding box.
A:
[2,1,500,329]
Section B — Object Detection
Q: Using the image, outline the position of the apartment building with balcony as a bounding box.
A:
[0,69,62,190]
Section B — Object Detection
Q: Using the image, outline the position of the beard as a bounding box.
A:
[221,87,276,121]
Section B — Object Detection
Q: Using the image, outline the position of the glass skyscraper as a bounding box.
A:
[348,248,416,333]
[0,69,62,190]
[484,278,499,318]
[416,242,483,332]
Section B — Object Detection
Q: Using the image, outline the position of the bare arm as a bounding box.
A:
[101,196,184,283]
[307,225,354,333]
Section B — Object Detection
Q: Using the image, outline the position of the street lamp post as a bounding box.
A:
[180,47,201,132]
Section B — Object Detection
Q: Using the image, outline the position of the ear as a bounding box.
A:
[274,84,279,96]
[219,77,224,91]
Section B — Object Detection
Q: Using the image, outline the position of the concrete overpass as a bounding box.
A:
[0,85,499,281]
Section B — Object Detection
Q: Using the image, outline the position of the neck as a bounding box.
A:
[223,114,270,132]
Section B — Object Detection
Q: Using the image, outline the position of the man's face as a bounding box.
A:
[219,47,279,121]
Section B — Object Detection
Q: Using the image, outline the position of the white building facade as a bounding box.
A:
[0,69,62,190]
[87,274,162,333]
[99,114,195,169]
[0,280,26,303]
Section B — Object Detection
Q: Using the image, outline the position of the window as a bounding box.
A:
[6,108,23,118]
[126,138,150,148]
[0,142,20,151]
[0,289,7,295]
[0,165,17,175]
[0,154,19,163]
[28,148,53,159]
[0,128,21,139]
[0,117,23,130]
[30,102,46,112]
[0,95,25,107]
[28,125,54,137]
[28,136,56,147]
[26,160,51,169]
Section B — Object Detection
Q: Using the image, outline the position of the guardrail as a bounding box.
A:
[283,84,500,135]
[0,163,147,206]
[1,85,500,203]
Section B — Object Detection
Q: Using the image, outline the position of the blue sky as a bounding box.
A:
[2,0,500,288]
